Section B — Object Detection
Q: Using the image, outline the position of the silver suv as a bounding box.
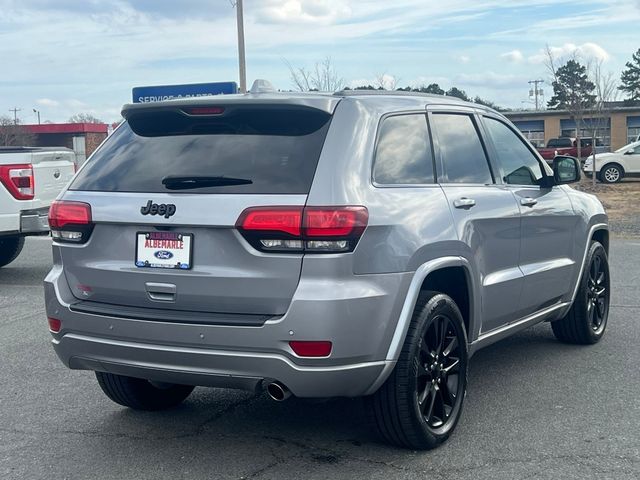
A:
[44,88,610,449]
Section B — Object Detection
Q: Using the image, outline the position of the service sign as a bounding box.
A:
[132,82,238,103]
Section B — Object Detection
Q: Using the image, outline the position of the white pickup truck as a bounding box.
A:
[0,147,76,267]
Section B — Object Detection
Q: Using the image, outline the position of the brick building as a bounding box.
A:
[23,123,108,165]
[504,105,640,151]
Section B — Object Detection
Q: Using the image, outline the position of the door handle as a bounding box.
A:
[453,197,476,209]
[145,282,176,302]
[520,197,538,207]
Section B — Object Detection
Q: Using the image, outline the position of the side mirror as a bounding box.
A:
[552,155,581,184]
[625,150,633,155]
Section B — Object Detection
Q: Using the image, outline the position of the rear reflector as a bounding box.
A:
[236,206,368,254]
[0,164,34,200]
[49,200,93,243]
[48,317,61,333]
[289,341,332,357]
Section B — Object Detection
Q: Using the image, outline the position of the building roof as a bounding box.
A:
[22,123,108,134]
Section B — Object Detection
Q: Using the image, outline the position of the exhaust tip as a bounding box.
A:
[266,382,291,402]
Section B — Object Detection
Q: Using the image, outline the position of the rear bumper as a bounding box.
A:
[20,207,50,234]
[44,265,411,398]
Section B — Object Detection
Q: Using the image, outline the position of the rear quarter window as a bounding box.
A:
[373,114,434,185]
[70,106,332,195]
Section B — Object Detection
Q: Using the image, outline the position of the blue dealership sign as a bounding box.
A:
[132,82,238,103]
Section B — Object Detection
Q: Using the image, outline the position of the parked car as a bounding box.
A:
[537,137,596,161]
[0,147,75,267]
[44,86,610,450]
[584,140,640,183]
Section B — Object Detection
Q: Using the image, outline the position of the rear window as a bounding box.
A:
[70,106,332,194]
[547,138,573,148]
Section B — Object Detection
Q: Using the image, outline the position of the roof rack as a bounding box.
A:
[333,90,447,100]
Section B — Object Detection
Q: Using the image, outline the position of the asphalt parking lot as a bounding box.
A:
[1,237,639,480]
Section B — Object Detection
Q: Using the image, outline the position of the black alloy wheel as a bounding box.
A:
[367,291,468,449]
[416,314,463,429]
[552,240,610,344]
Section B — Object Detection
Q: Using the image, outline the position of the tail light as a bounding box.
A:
[236,206,368,253]
[48,200,93,243]
[0,164,34,200]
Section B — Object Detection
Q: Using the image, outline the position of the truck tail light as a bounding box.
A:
[0,164,34,200]
[236,206,368,253]
[48,200,94,243]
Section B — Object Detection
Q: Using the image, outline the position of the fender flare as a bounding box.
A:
[364,256,475,395]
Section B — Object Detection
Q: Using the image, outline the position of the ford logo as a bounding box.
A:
[154,250,173,260]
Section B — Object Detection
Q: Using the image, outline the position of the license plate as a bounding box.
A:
[135,232,192,269]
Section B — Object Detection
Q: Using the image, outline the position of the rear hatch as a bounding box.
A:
[56,102,334,318]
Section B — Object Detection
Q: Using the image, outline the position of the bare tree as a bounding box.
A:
[68,113,104,124]
[588,60,619,185]
[373,72,400,91]
[286,57,344,92]
[0,116,36,147]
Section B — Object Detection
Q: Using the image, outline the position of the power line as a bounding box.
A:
[528,80,544,111]
[9,107,21,124]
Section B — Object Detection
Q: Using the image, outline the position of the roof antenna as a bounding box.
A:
[250,79,276,94]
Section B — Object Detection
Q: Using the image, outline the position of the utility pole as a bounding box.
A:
[33,109,41,124]
[235,0,247,93]
[9,107,21,124]
[528,79,544,111]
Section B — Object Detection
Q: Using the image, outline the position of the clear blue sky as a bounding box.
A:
[1,0,638,123]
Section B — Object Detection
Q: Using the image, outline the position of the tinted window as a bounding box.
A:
[373,114,434,184]
[483,117,543,186]
[547,138,573,148]
[431,113,493,184]
[70,106,331,194]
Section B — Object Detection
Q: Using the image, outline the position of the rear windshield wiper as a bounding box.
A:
[161,175,253,190]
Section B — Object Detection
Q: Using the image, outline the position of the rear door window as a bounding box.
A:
[431,113,493,184]
[373,114,434,185]
[70,106,332,194]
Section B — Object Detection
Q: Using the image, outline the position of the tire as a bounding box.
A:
[367,291,468,450]
[551,241,610,345]
[600,164,623,183]
[0,236,25,268]
[95,372,195,411]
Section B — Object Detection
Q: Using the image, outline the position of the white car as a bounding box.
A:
[584,141,640,183]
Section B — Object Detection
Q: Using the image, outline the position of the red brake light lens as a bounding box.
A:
[303,207,368,237]
[236,206,368,253]
[236,207,303,237]
[49,200,92,229]
[184,106,225,115]
[48,200,93,243]
[0,164,34,200]
[289,341,332,357]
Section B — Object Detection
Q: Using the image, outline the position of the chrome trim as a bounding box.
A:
[519,257,575,278]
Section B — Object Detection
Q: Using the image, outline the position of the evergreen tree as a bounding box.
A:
[547,59,595,110]
[446,87,469,101]
[619,48,640,102]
